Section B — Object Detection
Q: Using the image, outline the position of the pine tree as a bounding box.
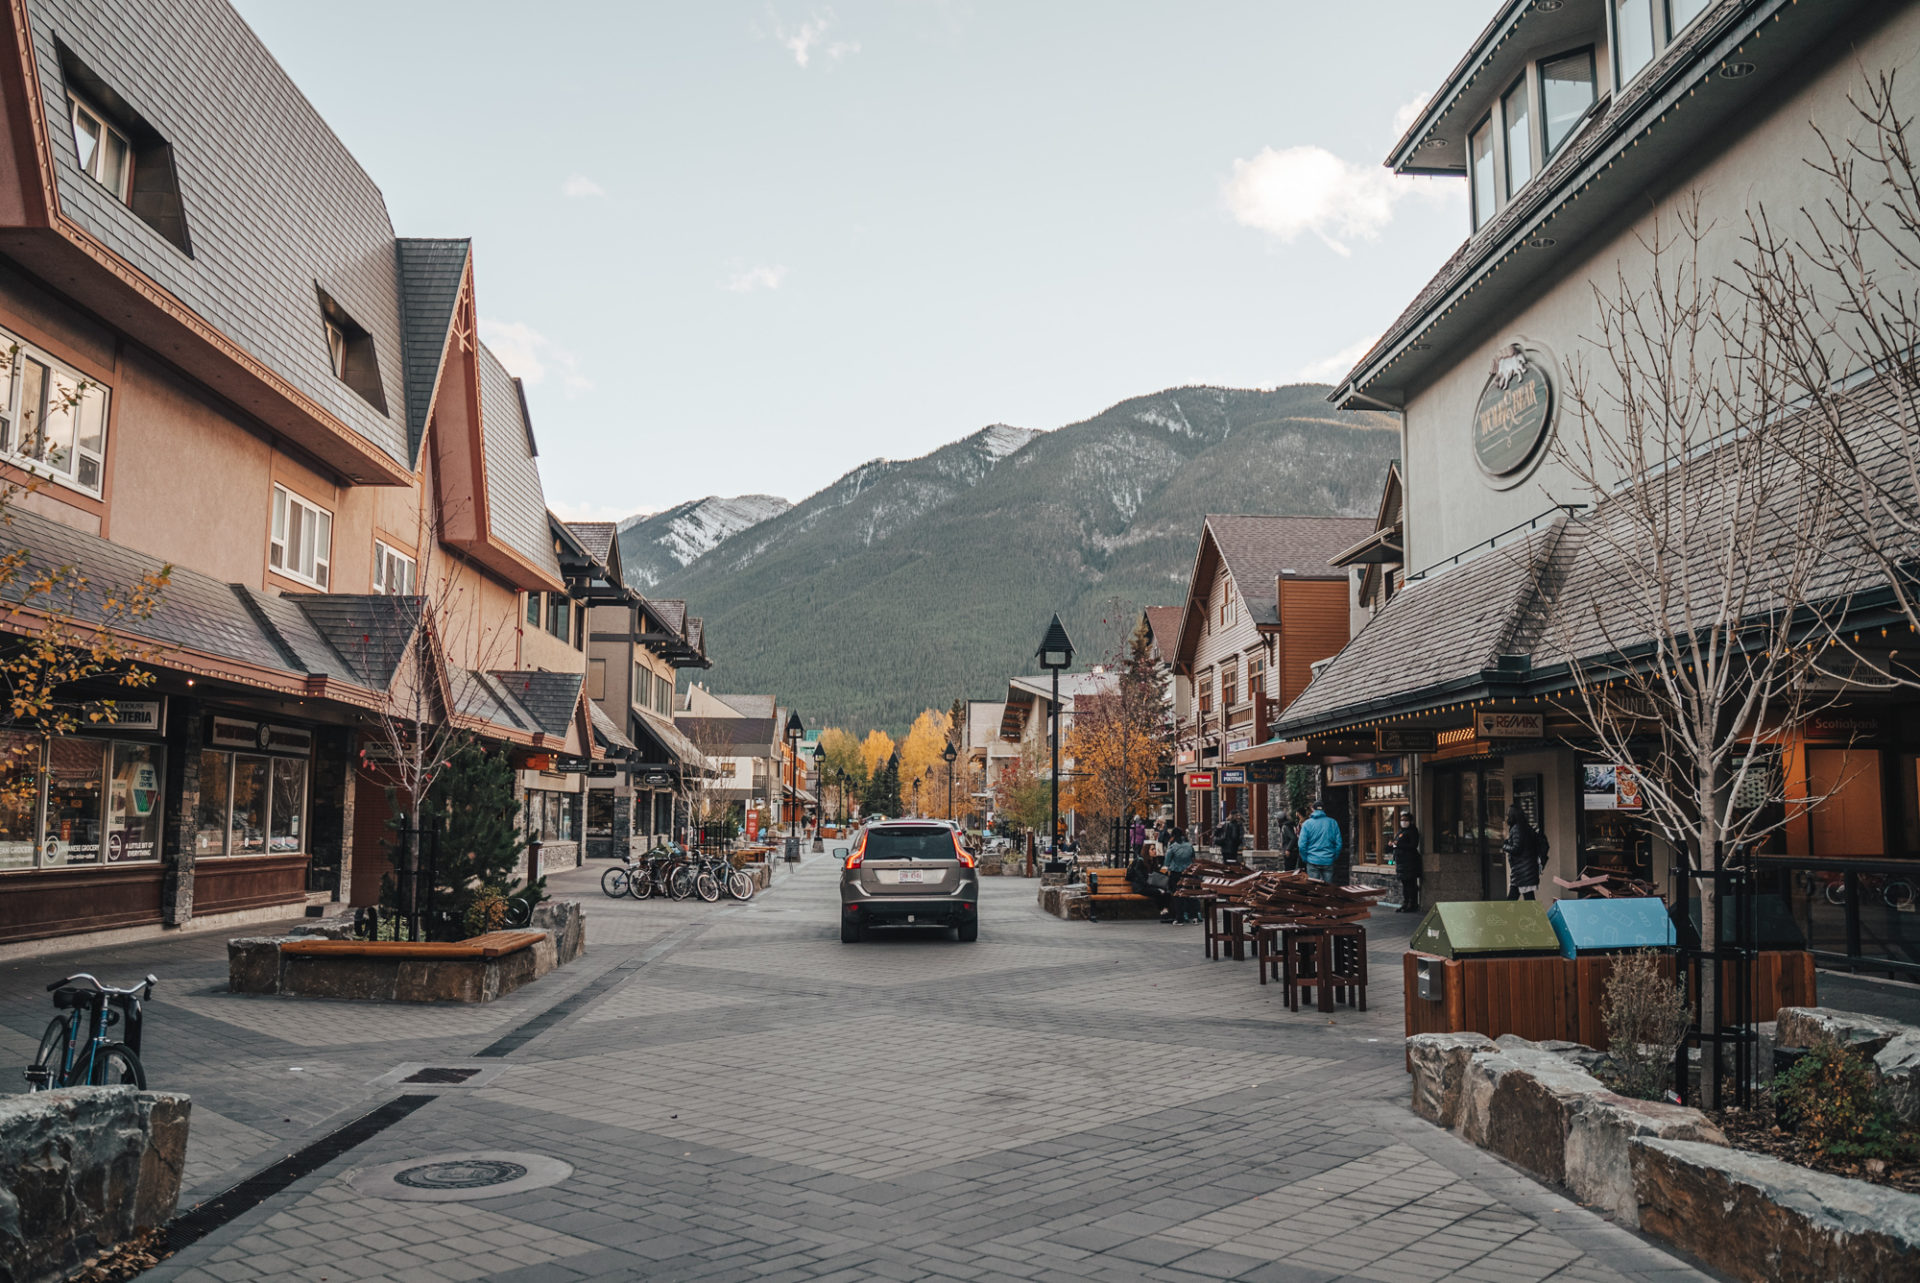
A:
[400,737,530,932]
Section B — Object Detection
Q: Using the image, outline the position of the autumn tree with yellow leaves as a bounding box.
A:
[1065,616,1171,854]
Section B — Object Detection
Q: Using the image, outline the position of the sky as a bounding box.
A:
[233,1,1488,521]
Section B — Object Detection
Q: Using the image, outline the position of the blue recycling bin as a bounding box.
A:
[1547,897,1676,959]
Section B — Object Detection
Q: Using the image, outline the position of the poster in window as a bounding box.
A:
[1582,763,1642,810]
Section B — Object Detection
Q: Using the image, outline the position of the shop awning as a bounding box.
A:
[589,703,635,755]
[629,710,710,773]
[1228,738,1311,764]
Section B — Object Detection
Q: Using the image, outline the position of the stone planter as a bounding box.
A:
[0,1088,189,1283]
[1633,1138,1920,1282]
[1775,1006,1920,1125]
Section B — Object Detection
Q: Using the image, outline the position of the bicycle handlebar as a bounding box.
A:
[48,973,157,999]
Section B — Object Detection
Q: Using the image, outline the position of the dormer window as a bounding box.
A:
[1470,115,1497,229]
[70,97,131,202]
[1541,50,1598,159]
[1614,0,1657,84]
[314,289,389,414]
[1467,46,1596,230]
[1502,78,1534,198]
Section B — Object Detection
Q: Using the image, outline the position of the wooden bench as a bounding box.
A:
[1085,867,1158,921]
[279,931,546,960]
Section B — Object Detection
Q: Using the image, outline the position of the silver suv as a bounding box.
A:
[840,821,979,942]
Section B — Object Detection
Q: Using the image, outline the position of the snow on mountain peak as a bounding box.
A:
[974,424,1040,462]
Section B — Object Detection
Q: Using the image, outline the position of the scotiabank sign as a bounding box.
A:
[1187,771,1215,790]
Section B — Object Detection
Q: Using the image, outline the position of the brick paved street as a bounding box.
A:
[1,858,1715,1283]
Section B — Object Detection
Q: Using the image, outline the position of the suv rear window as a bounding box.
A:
[863,828,958,860]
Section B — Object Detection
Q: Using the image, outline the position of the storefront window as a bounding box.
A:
[231,755,270,855]
[270,758,306,853]
[106,742,164,863]
[195,750,229,855]
[43,738,105,866]
[0,730,39,869]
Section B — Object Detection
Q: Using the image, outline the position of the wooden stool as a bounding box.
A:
[1210,905,1254,961]
[1279,926,1331,1013]
[1324,924,1368,1011]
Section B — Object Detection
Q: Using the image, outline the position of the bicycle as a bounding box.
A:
[629,845,697,900]
[26,972,155,1091]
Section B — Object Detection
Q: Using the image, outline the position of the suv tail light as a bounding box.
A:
[951,834,976,867]
[846,839,865,870]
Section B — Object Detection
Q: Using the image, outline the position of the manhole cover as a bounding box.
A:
[400,1067,482,1085]
[394,1159,527,1189]
[351,1151,572,1202]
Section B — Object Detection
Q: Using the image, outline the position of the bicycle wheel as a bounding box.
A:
[729,870,756,901]
[89,1042,146,1089]
[695,871,720,902]
[28,1017,70,1090]
[1887,879,1915,910]
[1825,878,1848,906]
[601,866,630,898]
[503,896,533,928]
[628,865,655,899]
[668,864,696,899]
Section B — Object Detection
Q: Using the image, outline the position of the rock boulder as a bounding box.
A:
[1406,1033,1495,1127]
[0,1088,190,1283]
[1564,1092,1725,1225]
[1459,1042,1606,1185]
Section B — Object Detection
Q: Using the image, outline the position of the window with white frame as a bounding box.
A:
[0,327,109,496]
[270,484,332,589]
[69,96,132,202]
[1466,47,1595,229]
[372,540,414,595]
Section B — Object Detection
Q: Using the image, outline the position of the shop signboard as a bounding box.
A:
[1244,761,1289,784]
[1327,757,1406,785]
[1377,727,1435,753]
[643,771,674,789]
[1803,711,1884,742]
[1581,763,1642,810]
[745,809,759,842]
[1147,780,1171,795]
[1475,711,1543,740]
[1226,738,1251,756]
[1220,768,1246,785]
[112,699,165,733]
[1473,342,1555,481]
[1173,748,1196,767]
[1187,771,1215,790]
[209,716,311,754]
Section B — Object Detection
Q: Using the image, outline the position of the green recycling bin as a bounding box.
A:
[1404,900,1569,1044]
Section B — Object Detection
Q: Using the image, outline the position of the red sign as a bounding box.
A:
[1188,771,1215,790]
[745,810,760,842]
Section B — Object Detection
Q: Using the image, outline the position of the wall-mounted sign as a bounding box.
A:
[1474,342,1555,481]
[1226,738,1251,755]
[1187,771,1215,790]
[1220,768,1246,785]
[1327,757,1406,785]
[111,699,165,733]
[1147,781,1171,795]
[1244,762,1289,784]
[1376,727,1436,753]
[1803,711,1884,742]
[1173,748,1196,767]
[1581,763,1642,811]
[643,771,674,789]
[208,716,312,755]
[1476,711,1543,740]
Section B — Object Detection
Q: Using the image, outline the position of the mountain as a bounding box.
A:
[651,385,1397,731]
[616,494,793,588]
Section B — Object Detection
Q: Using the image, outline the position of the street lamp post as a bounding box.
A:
[811,743,826,850]
[942,742,957,822]
[1036,613,1075,876]
[784,711,804,864]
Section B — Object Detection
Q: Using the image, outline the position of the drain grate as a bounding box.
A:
[394,1158,526,1189]
[400,1067,482,1085]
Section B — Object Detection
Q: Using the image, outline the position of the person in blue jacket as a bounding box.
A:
[1298,804,1342,884]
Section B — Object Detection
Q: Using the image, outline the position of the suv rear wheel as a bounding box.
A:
[956,919,977,943]
[840,917,863,944]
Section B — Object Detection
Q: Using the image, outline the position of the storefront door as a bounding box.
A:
[1432,765,1507,900]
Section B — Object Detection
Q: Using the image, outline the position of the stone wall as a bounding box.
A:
[0,1088,189,1283]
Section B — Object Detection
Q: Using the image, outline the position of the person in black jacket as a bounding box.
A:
[1391,809,1423,913]
[1503,804,1542,900]
[1216,810,1246,863]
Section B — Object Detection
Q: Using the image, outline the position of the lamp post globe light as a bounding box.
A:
[1036,613,1074,875]
[811,742,827,849]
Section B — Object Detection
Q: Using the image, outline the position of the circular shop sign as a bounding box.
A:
[351,1150,572,1202]
[1473,341,1555,485]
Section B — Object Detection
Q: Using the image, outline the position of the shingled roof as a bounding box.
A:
[566,522,616,566]
[296,594,426,689]
[477,344,563,584]
[395,238,470,465]
[487,669,584,738]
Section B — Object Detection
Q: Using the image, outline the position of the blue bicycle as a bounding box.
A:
[25,972,154,1090]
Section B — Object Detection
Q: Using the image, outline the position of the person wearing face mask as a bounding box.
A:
[1391,809,1423,914]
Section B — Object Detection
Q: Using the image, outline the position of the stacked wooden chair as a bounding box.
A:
[1177,866,1385,1013]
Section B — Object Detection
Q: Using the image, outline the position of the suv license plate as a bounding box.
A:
[897,870,925,884]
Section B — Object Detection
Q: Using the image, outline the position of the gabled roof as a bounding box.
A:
[1173,515,1373,666]
[631,709,708,769]
[567,522,616,566]
[675,715,778,754]
[477,344,563,584]
[486,669,584,738]
[713,694,776,719]
[589,701,635,754]
[395,238,471,466]
[1142,606,1183,660]
[651,600,688,634]
[285,593,424,689]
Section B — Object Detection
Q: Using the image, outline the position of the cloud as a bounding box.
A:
[1391,93,1431,139]
[759,7,860,68]
[561,174,605,199]
[722,264,789,293]
[1222,146,1406,256]
[478,320,592,396]
[1294,333,1381,383]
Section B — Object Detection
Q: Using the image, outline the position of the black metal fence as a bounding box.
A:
[1752,856,1920,981]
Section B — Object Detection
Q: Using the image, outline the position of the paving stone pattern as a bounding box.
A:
[0,859,1714,1282]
